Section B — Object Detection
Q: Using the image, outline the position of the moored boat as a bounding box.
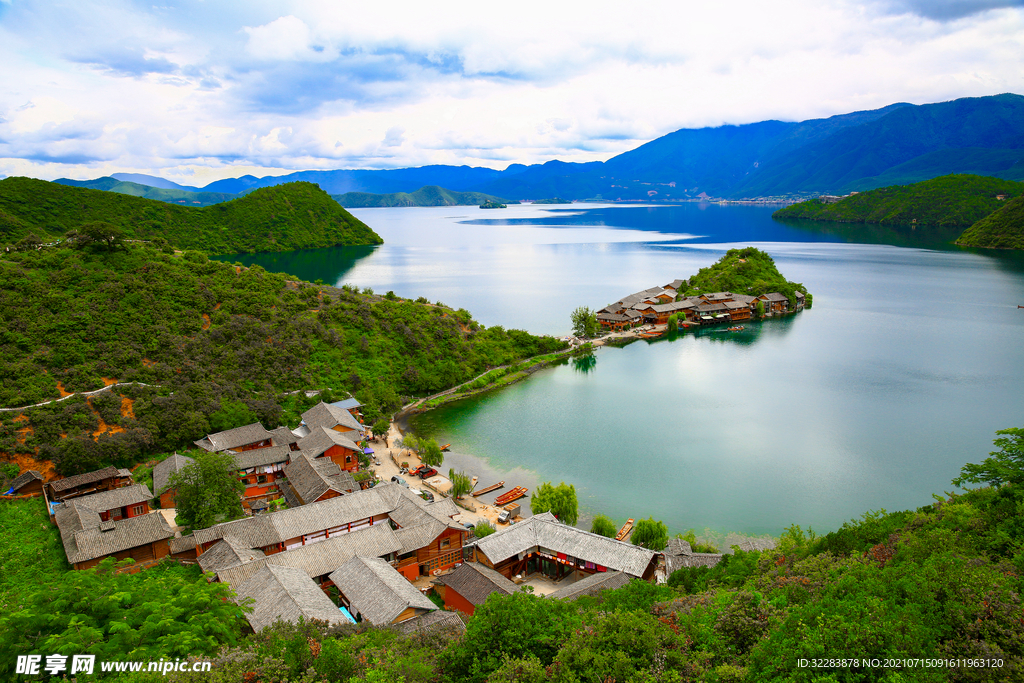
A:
[472,481,505,497]
[615,518,634,541]
[494,486,528,505]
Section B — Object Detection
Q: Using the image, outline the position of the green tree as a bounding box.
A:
[953,427,1024,487]
[630,517,668,550]
[168,450,245,530]
[530,481,578,526]
[79,221,124,251]
[667,313,679,331]
[371,417,391,438]
[590,514,617,538]
[475,520,496,538]
[570,306,598,338]
[208,399,258,434]
[420,438,444,467]
[449,469,473,498]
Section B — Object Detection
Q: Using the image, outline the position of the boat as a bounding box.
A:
[472,481,505,497]
[494,486,528,506]
[440,443,451,451]
[615,518,634,541]
[727,326,744,332]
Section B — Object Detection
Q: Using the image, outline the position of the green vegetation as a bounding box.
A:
[0,242,564,475]
[630,516,669,550]
[682,246,810,305]
[531,197,569,204]
[479,200,507,209]
[590,514,617,537]
[474,520,496,538]
[420,438,444,468]
[53,176,238,207]
[956,194,1024,249]
[952,426,1024,487]
[168,450,245,530]
[0,177,382,255]
[530,481,579,526]
[774,174,1024,228]
[570,305,598,337]
[449,469,474,498]
[332,185,515,208]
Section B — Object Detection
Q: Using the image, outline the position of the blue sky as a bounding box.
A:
[1,0,1022,185]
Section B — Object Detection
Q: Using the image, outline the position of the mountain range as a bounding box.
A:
[54,93,1024,202]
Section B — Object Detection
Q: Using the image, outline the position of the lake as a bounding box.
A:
[220,203,1024,538]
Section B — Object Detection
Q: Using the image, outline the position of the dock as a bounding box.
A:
[494,486,528,506]
[472,481,504,497]
[615,518,634,541]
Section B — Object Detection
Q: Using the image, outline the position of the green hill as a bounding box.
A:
[0,177,382,254]
[773,174,1024,228]
[957,194,1024,249]
[53,176,238,207]
[681,247,810,304]
[332,185,515,208]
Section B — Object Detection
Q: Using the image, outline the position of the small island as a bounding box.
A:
[479,200,508,209]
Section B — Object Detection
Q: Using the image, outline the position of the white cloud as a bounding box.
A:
[0,0,1021,182]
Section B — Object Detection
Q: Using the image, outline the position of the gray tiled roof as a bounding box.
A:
[474,515,657,578]
[664,538,692,556]
[548,570,631,600]
[169,535,197,554]
[234,564,350,632]
[55,503,174,564]
[695,302,729,313]
[284,453,356,504]
[297,426,361,459]
[331,398,362,411]
[48,466,122,494]
[71,484,154,514]
[196,422,273,453]
[763,292,788,302]
[722,300,751,310]
[665,553,723,573]
[391,609,466,635]
[268,427,300,447]
[233,445,292,470]
[650,301,694,313]
[302,402,364,433]
[7,470,42,493]
[153,454,194,495]
[329,556,436,626]
[437,562,520,605]
[665,279,685,291]
[198,537,267,573]
[215,522,402,586]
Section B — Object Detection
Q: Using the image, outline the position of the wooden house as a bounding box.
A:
[233,445,292,499]
[722,300,753,321]
[268,426,302,451]
[298,426,362,472]
[330,398,363,421]
[233,564,352,632]
[281,452,357,506]
[471,512,658,583]
[5,470,43,496]
[435,561,520,616]
[46,466,132,502]
[755,292,790,314]
[55,494,175,570]
[301,401,366,439]
[152,453,194,509]
[329,556,436,626]
[194,422,274,453]
[548,570,631,601]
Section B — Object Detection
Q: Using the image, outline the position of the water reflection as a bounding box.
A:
[773,216,966,251]
[212,244,379,283]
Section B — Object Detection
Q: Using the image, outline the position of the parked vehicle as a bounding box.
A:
[391,475,408,487]
[497,509,511,524]
[418,467,438,479]
[411,488,434,502]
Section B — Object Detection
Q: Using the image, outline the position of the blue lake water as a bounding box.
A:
[220,203,1024,537]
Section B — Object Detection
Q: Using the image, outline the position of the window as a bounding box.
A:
[440,538,451,549]
[257,475,267,484]
[131,505,145,516]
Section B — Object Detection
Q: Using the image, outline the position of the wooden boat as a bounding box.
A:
[727,326,744,332]
[441,443,451,451]
[615,518,635,541]
[472,481,504,497]
[494,486,528,506]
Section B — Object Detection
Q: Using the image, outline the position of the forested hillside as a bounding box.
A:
[0,242,564,476]
[0,178,382,254]
[957,194,1024,249]
[53,176,239,207]
[333,185,514,207]
[773,175,1023,228]
[681,247,811,305]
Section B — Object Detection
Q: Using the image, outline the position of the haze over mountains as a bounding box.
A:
[61,93,1024,203]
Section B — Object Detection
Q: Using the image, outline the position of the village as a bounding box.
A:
[594,278,806,335]
[2,397,747,636]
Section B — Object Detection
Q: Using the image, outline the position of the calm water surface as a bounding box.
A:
[222,203,1024,536]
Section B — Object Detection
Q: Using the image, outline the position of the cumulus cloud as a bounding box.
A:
[0,0,1022,181]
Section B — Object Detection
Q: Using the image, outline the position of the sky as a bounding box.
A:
[1,0,1022,186]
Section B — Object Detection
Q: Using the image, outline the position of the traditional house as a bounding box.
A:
[662,538,723,575]
[268,427,302,451]
[693,302,731,324]
[233,564,352,632]
[301,401,365,438]
[46,466,132,502]
[722,300,753,322]
[548,570,631,601]
[391,609,466,635]
[55,500,175,570]
[233,445,292,499]
[5,470,43,496]
[755,292,790,314]
[282,453,357,506]
[66,484,155,521]
[194,422,274,453]
[699,292,735,303]
[329,556,436,626]
[298,426,362,472]
[472,512,658,582]
[331,398,363,422]
[664,279,685,293]
[152,453,194,508]
[644,300,696,325]
[435,561,520,616]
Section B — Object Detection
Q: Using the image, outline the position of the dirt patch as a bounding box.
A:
[201,313,211,330]
[13,413,28,424]
[120,397,135,420]
[1,450,56,480]
[55,382,73,398]
[101,377,119,387]
[15,425,33,443]
[141,358,156,368]
[92,417,125,438]
[213,303,221,311]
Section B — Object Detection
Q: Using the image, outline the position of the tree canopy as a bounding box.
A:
[630,517,669,550]
[167,450,245,530]
[590,514,617,538]
[953,427,1024,487]
[570,306,598,338]
[530,481,578,526]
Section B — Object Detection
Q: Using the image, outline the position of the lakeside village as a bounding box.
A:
[1,397,774,636]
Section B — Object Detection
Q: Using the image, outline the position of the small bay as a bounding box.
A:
[219,203,1024,536]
